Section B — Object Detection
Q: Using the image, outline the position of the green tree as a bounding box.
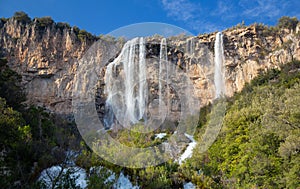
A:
[0,98,32,188]
[187,60,300,188]
[35,16,54,28]
[13,11,31,23]
[277,16,299,31]
[0,58,26,110]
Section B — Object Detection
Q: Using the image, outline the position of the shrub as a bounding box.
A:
[13,11,31,23]
[72,26,80,34]
[35,16,54,28]
[56,22,71,30]
[0,17,8,23]
[277,16,299,31]
[78,29,94,41]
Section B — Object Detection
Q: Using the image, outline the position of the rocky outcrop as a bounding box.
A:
[178,24,300,102]
[222,25,300,96]
[0,16,299,116]
[0,17,98,116]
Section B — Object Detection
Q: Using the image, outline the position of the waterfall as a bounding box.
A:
[186,37,194,55]
[123,37,138,123]
[214,32,226,98]
[159,38,167,115]
[138,37,147,120]
[104,63,115,128]
[104,37,171,128]
[104,37,147,127]
[186,37,194,71]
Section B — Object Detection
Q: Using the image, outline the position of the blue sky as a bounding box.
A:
[0,0,299,36]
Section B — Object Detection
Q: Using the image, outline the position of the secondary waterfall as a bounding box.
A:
[214,32,226,98]
[159,38,168,115]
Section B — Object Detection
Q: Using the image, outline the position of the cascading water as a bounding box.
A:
[186,37,194,56]
[214,32,226,98]
[159,38,168,115]
[138,38,147,120]
[104,37,147,127]
[104,37,169,128]
[104,63,115,128]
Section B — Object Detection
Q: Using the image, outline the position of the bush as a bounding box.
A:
[0,60,25,110]
[13,11,31,23]
[35,16,54,28]
[72,26,80,34]
[0,17,8,23]
[56,22,71,30]
[277,16,299,31]
[77,29,94,41]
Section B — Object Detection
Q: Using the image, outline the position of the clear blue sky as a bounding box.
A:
[0,0,299,36]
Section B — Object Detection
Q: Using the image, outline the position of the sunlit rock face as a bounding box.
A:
[0,16,300,117]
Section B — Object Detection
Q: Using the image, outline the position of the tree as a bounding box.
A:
[0,59,26,110]
[277,16,299,31]
[13,11,31,23]
[35,17,54,28]
[0,98,32,188]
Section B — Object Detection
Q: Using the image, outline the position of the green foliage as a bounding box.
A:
[35,16,54,28]
[87,167,115,189]
[0,60,81,187]
[189,60,300,188]
[0,97,32,188]
[111,123,167,148]
[72,26,80,34]
[257,24,281,37]
[0,59,25,110]
[0,17,9,23]
[137,165,173,188]
[250,68,280,86]
[56,22,71,30]
[77,29,95,41]
[13,11,31,23]
[0,98,81,187]
[0,98,25,148]
[277,16,299,31]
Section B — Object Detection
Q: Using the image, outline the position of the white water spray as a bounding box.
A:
[104,37,169,127]
[159,38,168,115]
[214,32,226,98]
[138,37,147,120]
[105,37,147,126]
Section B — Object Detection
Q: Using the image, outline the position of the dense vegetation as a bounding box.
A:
[186,60,300,188]
[0,58,81,188]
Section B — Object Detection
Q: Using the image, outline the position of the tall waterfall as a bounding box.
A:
[214,32,226,98]
[138,38,147,120]
[104,37,147,126]
[159,38,168,115]
[104,37,168,127]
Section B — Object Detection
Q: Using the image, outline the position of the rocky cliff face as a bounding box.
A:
[0,16,299,116]
[0,17,98,116]
[182,25,300,103]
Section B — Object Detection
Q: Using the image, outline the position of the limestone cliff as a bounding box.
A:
[181,24,300,103]
[0,15,299,116]
[0,16,98,116]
